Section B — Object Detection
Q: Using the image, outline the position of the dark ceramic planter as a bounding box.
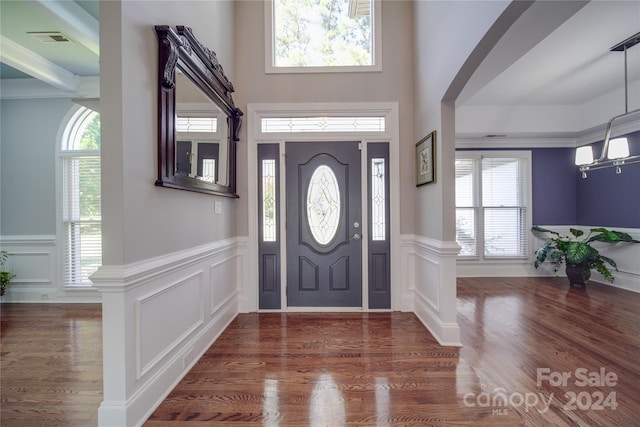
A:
[566,264,590,288]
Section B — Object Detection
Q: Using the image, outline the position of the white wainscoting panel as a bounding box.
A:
[0,235,57,301]
[413,251,440,312]
[0,235,101,302]
[400,235,461,346]
[91,237,243,427]
[136,271,204,379]
[210,252,240,316]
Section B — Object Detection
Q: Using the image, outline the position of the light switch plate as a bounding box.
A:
[214,201,222,214]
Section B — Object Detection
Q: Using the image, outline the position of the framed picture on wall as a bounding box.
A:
[416,131,436,186]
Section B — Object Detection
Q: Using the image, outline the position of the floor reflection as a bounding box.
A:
[310,374,345,427]
[374,377,390,427]
[263,378,280,426]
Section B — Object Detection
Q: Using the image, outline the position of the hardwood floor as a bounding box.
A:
[2,278,639,426]
[147,277,640,426]
[0,303,102,427]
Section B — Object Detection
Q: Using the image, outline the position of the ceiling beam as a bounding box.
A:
[29,0,99,55]
[0,35,80,92]
[0,76,99,99]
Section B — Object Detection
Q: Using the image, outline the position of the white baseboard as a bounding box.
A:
[533,268,640,293]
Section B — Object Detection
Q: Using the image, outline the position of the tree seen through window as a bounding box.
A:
[273,0,373,67]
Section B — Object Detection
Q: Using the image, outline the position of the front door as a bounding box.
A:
[286,142,362,307]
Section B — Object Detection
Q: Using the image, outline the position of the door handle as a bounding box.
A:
[350,233,361,241]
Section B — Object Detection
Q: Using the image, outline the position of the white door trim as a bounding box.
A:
[245,102,400,312]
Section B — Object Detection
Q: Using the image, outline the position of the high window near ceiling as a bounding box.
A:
[455,152,531,260]
[265,0,381,73]
[60,107,101,287]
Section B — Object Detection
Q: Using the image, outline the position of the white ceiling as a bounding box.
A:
[0,0,638,139]
[460,1,640,107]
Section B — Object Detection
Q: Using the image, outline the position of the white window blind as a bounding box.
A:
[482,158,528,258]
[455,153,530,260]
[61,108,101,287]
[455,159,478,256]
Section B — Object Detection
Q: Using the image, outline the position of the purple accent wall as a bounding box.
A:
[458,131,640,228]
[576,131,640,228]
[532,148,577,225]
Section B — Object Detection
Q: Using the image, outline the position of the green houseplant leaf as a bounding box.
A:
[0,251,14,296]
[569,228,584,238]
[565,241,592,265]
[531,226,639,284]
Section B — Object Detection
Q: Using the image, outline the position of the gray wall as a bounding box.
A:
[1,98,74,235]
[412,0,511,241]
[100,0,237,265]
[233,0,416,235]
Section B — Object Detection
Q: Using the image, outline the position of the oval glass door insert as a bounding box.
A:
[307,165,341,245]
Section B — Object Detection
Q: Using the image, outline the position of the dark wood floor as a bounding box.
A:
[147,277,640,426]
[2,278,639,426]
[0,303,102,427]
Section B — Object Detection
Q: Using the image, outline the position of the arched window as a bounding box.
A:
[60,107,101,287]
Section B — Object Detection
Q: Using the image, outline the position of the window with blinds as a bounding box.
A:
[61,108,101,287]
[455,152,530,260]
[455,159,478,256]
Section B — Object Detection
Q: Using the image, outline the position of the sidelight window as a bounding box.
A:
[262,159,277,242]
[258,144,281,309]
[371,158,386,240]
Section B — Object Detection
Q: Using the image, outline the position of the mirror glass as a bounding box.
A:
[155,25,242,197]
[175,68,229,186]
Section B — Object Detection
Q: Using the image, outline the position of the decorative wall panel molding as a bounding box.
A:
[136,271,205,379]
[92,237,242,427]
[0,235,59,301]
[400,234,461,346]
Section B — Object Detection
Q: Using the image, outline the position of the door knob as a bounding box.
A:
[351,233,361,241]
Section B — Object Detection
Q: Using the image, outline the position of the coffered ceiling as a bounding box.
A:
[0,0,99,95]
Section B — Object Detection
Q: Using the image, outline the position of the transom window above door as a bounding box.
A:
[265,0,382,73]
[261,116,386,133]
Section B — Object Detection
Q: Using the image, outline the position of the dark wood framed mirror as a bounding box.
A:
[155,25,243,197]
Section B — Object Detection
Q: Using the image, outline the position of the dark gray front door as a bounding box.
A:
[286,142,362,307]
[176,141,192,175]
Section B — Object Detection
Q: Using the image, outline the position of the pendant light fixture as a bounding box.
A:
[575,32,640,178]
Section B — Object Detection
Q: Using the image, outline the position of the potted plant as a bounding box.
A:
[532,226,639,287]
[1,250,15,297]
